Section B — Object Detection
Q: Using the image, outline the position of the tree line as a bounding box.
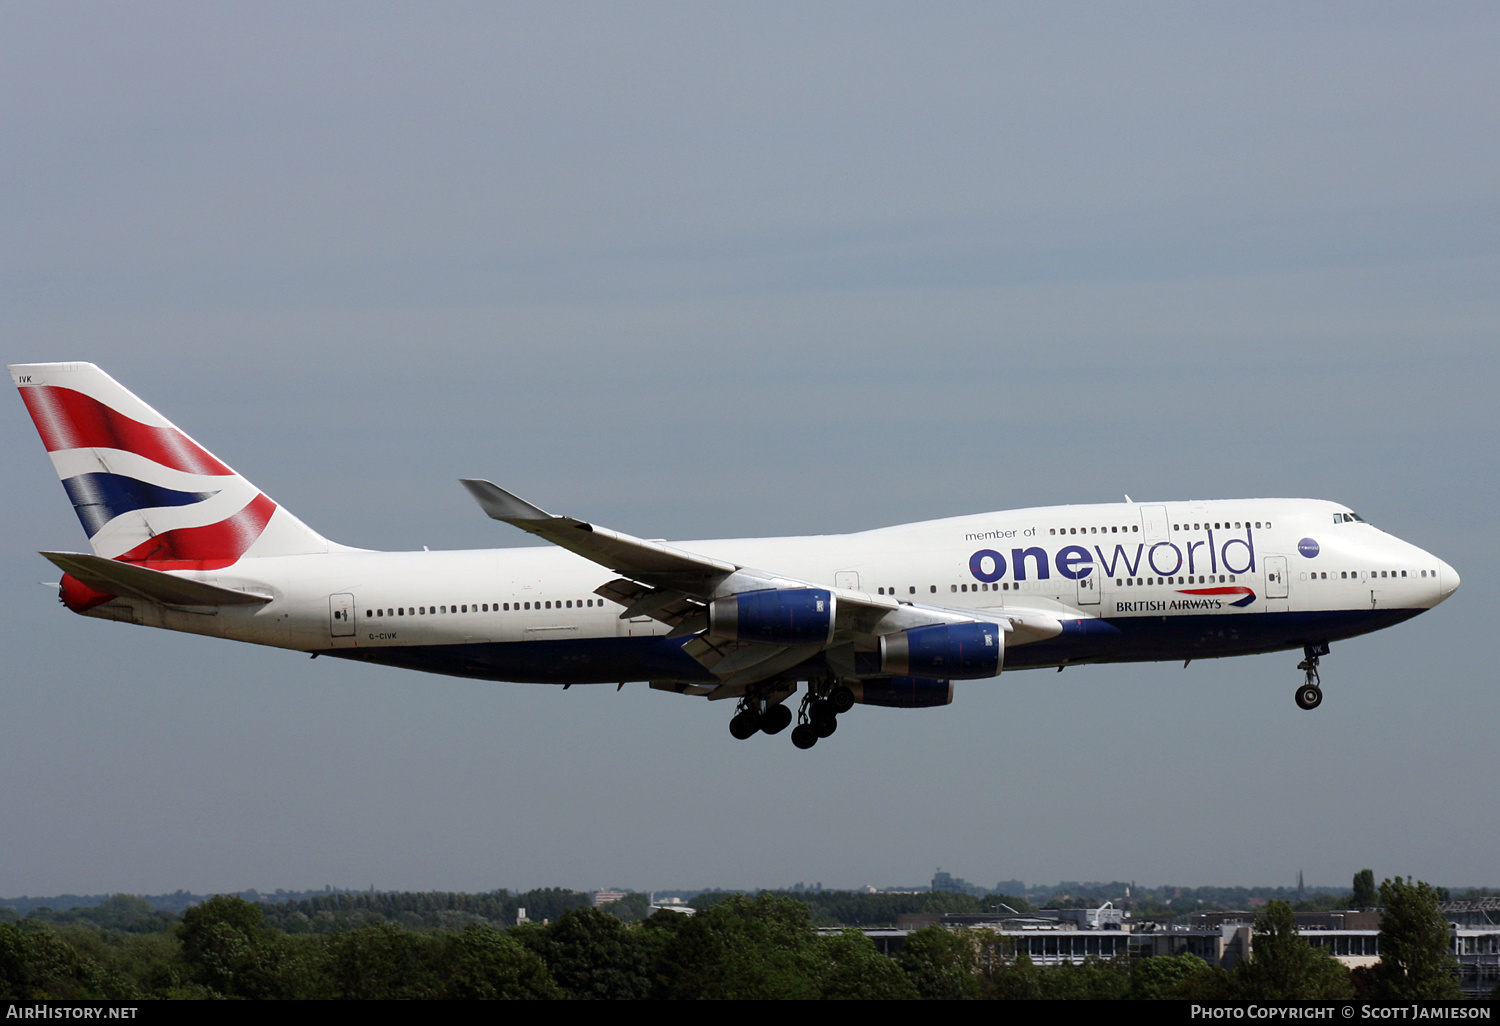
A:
[0,877,1471,1000]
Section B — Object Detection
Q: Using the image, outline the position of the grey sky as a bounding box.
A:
[2,3,1495,897]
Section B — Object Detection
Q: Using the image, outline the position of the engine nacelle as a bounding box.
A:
[707,588,835,645]
[850,677,953,708]
[879,622,1003,679]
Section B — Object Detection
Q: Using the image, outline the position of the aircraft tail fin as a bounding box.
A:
[11,362,335,568]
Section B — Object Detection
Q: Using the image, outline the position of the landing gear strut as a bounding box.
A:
[789,680,855,750]
[1294,642,1329,711]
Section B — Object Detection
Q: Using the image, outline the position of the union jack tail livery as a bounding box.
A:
[12,362,333,569]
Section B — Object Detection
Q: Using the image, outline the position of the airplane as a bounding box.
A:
[12,361,1460,749]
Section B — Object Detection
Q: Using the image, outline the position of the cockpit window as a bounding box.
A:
[1334,512,1368,524]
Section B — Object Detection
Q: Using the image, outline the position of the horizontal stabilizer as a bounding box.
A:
[41,551,272,607]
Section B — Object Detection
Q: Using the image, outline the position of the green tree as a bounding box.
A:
[1352,869,1378,908]
[540,906,650,1000]
[1371,878,1461,1000]
[323,922,438,1000]
[600,892,652,923]
[895,926,980,1000]
[0,922,97,1000]
[439,924,563,1000]
[1032,957,1132,1000]
[653,894,823,999]
[978,946,1043,1001]
[1234,900,1352,1000]
[818,929,920,1000]
[1130,952,1214,1000]
[177,895,309,999]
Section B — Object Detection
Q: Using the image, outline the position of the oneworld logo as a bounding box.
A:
[1298,537,1320,558]
[969,526,1257,583]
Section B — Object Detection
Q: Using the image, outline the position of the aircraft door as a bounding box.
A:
[1140,505,1170,544]
[1075,570,1100,606]
[1265,557,1288,600]
[834,570,861,591]
[329,593,355,637]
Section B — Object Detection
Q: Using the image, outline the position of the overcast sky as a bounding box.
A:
[2,2,1496,899]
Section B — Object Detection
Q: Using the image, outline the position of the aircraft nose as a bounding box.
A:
[1439,559,1460,599]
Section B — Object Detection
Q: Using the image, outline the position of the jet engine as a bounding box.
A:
[879,622,1003,679]
[707,588,835,645]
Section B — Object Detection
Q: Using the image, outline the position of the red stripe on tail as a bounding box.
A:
[116,493,277,570]
[20,385,233,476]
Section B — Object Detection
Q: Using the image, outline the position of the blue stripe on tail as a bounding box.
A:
[60,473,220,537]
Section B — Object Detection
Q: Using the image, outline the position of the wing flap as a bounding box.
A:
[594,578,706,630]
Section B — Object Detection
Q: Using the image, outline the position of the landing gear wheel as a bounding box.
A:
[1295,684,1323,711]
[809,700,838,738]
[761,703,792,735]
[729,709,761,740]
[791,723,819,750]
[828,685,855,714]
[1294,642,1327,711]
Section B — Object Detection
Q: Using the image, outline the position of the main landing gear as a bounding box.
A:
[1294,642,1330,710]
[789,680,854,750]
[730,679,854,749]
[729,695,792,740]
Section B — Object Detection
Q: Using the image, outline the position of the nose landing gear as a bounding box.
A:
[1294,642,1329,710]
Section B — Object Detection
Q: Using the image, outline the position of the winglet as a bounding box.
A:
[460,479,555,523]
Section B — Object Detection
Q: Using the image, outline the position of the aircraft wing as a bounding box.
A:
[461,480,1064,688]
[461,479,737,595]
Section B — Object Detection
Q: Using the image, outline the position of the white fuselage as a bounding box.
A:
[79,497,1458,685]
